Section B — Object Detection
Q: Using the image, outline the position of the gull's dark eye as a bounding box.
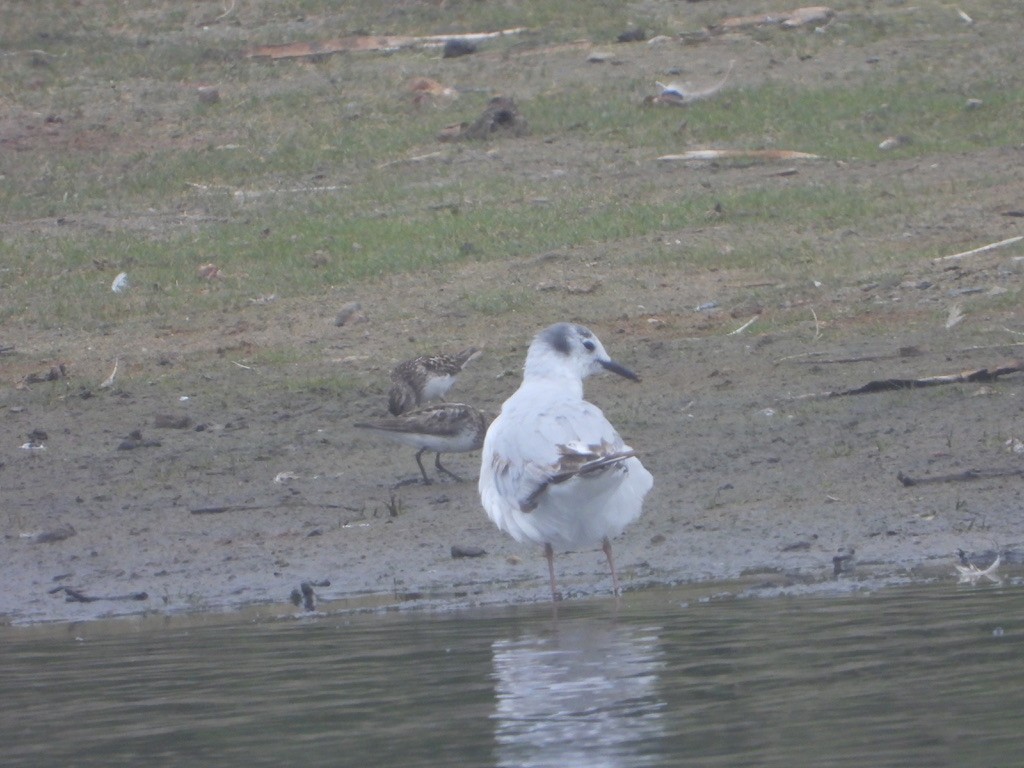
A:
[583,340,596,352]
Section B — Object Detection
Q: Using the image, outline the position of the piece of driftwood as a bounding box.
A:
[782,343,1024,365]
[712,6,835,33]
[934,235,1023,262]
[957,340,1024,353]
[898,468,1024,487]
[828,361,1023,397]
[727,316,759,335]
[49,586,149,603]
[658,149,821,162]
[245,28,527,60]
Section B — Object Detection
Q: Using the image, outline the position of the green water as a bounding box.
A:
[3,582,1021,767]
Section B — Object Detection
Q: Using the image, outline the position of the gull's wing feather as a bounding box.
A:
[486,389,633,513]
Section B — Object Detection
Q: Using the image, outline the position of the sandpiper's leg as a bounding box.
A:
[602,537,620,596]
[434,452,464,482]
[545,542,562,601]
[414,448,432,484]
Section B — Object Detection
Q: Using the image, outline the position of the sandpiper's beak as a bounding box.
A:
[599,358,641,382]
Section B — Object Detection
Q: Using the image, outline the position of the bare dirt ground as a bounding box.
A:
[3,3,1024,627]
[6,233,1024,626]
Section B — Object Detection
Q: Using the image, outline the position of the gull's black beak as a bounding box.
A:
[599,358,641,382]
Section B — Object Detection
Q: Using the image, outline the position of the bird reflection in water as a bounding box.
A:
[490,620,665,767]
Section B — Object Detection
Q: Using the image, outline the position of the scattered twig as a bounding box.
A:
[934,235,1024,262]
[377,493,404,518]
[245,28,527,60]
[658,149,822,162]
[196,0,235,26]
[99,358,118,389]
[377,151,444,169]
[216,0,236,21]
[49,586,148,603]
[727,316,758,335]
[898,468,1024,487]
[945,304,965,329]
[233,185,344,199]
[824,361,1024,397]
[190,504,271,515]
[775,349,916,364]
[954,340,1024,353]
[711,6,836,33]
[190,501,349,514]
[810,307,822,340]
[0,48,60,58]
[231,361,254,370]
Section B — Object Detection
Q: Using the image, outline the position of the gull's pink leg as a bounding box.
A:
[544,542,562,601]
[603,537,620,596]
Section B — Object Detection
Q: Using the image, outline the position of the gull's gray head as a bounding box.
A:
[525,322,640,382]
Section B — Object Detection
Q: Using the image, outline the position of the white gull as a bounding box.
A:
[479,322,653,599]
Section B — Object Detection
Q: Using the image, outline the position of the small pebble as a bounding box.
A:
[616,27,646,43]
[335,301,366,327]
[442,39,476,58]
[451,545,487,559]
[197,86,220,104]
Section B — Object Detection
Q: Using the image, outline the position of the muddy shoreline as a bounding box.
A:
[5,303,1023,629]
[3,0,1023,630]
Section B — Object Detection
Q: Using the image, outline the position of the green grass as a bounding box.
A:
[2,0,1021,335]
[7,70,1018,216]
[2,173,930,329]
[282,373,362,397]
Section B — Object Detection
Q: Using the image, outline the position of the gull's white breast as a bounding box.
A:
[480,379,653,550]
